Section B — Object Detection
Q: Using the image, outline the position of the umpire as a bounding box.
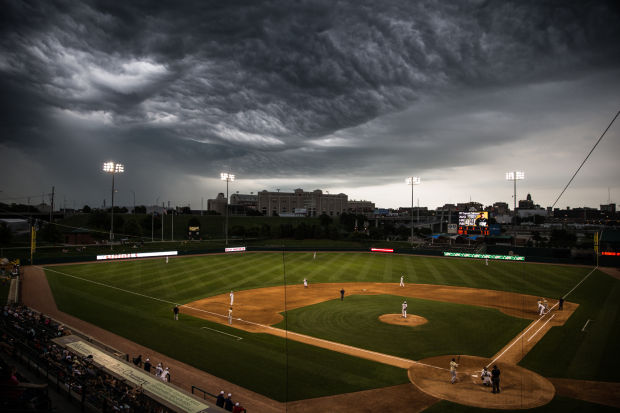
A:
[491,365,501,394]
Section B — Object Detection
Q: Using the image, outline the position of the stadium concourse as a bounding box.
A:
[17,264,620,412]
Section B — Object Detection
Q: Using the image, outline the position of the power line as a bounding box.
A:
[551,110,620,209]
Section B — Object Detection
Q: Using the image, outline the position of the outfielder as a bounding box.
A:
[400,275,405,287]
[401,300,408,318]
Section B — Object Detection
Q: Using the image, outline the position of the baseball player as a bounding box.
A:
[481,366,492,386]
[450,358,459,384]
[173,305,179,320]
[228,307,233,324]
[313,251,316,260]
[303,278,308,288]
[485,257,488,266]
[401,300,408,318]
[400,275,405,287]
[537,299,545,315]
[166,256,169,264]
[230,290,234,306]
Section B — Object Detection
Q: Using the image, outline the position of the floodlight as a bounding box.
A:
[405,176,422,247]
[220,171,237,245]
[221,172,235,182]
[516,171,525,180]
[505,172,514,181]
[102,161,125,249]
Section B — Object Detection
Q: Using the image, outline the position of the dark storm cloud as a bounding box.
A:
[1,0,619,206]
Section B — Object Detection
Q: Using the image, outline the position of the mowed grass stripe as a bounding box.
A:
[420,257,447,285]
[45,252,615,401]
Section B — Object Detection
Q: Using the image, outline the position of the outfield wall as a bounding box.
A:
[29,245,620,267]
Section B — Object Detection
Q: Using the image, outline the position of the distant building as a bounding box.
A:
[601,204,616,214]
[230,193,258,209]
[229,193,258,215]
[347,200,375,214]
[257,189,348,217]
[492,202,509,215]
[207,193,227,215]
[518,193,535,209]
[456,202,483,212]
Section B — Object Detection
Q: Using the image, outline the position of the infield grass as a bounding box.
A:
[276,295,530,360]
[43,252,617,402]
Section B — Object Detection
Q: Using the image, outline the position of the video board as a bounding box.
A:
[458,211,489,235]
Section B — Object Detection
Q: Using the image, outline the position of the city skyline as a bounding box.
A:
[1,1,619,211]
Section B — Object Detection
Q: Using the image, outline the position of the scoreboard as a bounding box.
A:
[458,211,489,235]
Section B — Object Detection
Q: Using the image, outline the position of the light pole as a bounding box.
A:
[406,176,421,246]
[130,190,135,214]
[220,172,235,245]
[103,162,124,249]
[506,171,524,245]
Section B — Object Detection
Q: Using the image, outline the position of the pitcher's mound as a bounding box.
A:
[408,355,554,409]
[379,314,428,327]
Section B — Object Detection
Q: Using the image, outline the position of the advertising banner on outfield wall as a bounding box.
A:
[97,251,178,260]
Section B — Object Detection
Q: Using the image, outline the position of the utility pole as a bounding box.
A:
[161,202,164,241]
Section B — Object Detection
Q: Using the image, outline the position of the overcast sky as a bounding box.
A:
[1,0,619,211]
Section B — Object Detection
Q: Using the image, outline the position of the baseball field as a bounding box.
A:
[38,251,620,411]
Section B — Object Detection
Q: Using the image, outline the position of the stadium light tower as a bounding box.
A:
[505,171,525,214]
[220,172,235,245]
[103,162,124,249]
[406,176,421,246]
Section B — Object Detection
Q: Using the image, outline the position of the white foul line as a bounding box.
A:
[582,319,592,332]
[486,304,557,368]
[527,314,555,342]
[200,327,243,340]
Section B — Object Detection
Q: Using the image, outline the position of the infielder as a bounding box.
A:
[303,278,308,288]
[401,300,408,318]
[228,307,233,324]
[230,290,234,306]
[450,358,459,384]
[400,275,405,287]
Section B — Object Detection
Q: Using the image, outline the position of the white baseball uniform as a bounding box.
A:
[400,276,405,287]
[230,291,234,306]
[402,301,408,318]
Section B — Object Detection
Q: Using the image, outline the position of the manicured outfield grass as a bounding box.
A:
[44,252,617,403]
[276,295,530,360]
